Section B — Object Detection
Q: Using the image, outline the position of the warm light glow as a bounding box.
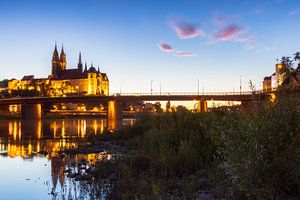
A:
[270,93,276,103]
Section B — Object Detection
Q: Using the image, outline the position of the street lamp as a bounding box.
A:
[240,75,243,94]
[197,79,199,96]
[151,80,153,95]
[159,82,161,95]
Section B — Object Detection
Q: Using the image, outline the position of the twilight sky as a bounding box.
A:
[0,0,299,93]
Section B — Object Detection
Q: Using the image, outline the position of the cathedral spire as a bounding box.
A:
[61,44,65,55]
[84,61,87,72]
[98,66,100,73]
[60,44,66,70]
[51,43,61,77]
[78,52,83,72]
[79,52,82,64]
[52,43,59,61]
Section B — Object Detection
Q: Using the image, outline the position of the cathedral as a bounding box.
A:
[8,44,109,96]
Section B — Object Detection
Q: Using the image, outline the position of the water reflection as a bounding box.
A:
[0,118,111,200]
[0,118,107,158]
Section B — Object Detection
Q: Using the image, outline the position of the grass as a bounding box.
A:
[87,95,300,200]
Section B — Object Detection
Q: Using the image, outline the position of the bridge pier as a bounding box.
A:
[197,100,207,112]
[21,103,42,119]
[107,100,123,131]
[240,100,261,114]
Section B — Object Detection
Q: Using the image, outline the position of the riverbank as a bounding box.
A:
[62,96,300,200]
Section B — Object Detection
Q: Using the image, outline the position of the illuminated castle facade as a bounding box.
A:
[8,44,109,96]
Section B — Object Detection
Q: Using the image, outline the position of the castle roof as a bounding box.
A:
[52,69,86,80]
[101,73,108,81]
[87,66,97,73]
[22,75,34,81]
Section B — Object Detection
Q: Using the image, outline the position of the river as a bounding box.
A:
[0,118,132,200]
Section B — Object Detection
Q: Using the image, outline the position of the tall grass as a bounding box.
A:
[91,96,300,199]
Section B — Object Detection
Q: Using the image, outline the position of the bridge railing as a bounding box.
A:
[111,89,273,96]
[0,89,276,101]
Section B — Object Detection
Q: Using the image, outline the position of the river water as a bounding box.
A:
[0,118,129,200]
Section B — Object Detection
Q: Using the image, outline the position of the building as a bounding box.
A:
[263,60,300,91]
[7,44,109,96]
[263,63,287,91]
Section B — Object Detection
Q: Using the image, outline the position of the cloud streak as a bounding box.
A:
[158,42,197,58]
[214,25,244,41]
[170,19,204,39]
[175,51,197,57]
[158,43,174,52]
[245,42,256,50]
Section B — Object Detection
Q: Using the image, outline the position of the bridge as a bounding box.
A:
[0,90,275,130]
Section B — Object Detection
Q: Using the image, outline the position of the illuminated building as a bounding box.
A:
[263,63,287,91]
[263,61,300,91]
[7,44,109,96]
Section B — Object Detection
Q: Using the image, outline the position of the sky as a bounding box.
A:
[0,0,299,94]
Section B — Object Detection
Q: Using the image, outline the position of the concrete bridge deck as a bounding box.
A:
[0,90,272,105]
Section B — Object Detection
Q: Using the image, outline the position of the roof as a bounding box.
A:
[101,73,108,80]
[87,66,97,73]
[22,75,34,81]
[53,69,86,80]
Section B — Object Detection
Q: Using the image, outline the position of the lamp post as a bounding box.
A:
[240,75,243,94]
[151,80,153,95]
[159,82,161,95]
[197,79,199,96]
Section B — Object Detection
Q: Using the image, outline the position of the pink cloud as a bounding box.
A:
[170,19,204,39]
[158,43,174,52]
[176,51,197,57]
[214,25,244,41]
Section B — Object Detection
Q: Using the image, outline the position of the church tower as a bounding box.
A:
[77,52,83,72]
[60,45,66,70]
[52,44,60,77]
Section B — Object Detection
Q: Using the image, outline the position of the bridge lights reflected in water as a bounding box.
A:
[0,118,108,158]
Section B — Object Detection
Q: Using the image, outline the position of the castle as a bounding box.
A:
[8,44,109,96]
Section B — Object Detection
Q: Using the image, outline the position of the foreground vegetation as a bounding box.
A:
[87,96,300,200]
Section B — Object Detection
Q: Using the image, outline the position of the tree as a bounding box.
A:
[280,56,295,72]
[294,52,300,71]
[248,80,256,94]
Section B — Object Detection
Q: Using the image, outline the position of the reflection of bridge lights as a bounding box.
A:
[93,120,97,134]
[270,93,276,103]
[61,120,66,138]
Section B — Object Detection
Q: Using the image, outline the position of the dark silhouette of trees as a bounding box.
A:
[294,52,300,71]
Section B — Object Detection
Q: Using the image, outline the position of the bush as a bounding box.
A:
[224,96,300,199]
[89,97,300,199]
